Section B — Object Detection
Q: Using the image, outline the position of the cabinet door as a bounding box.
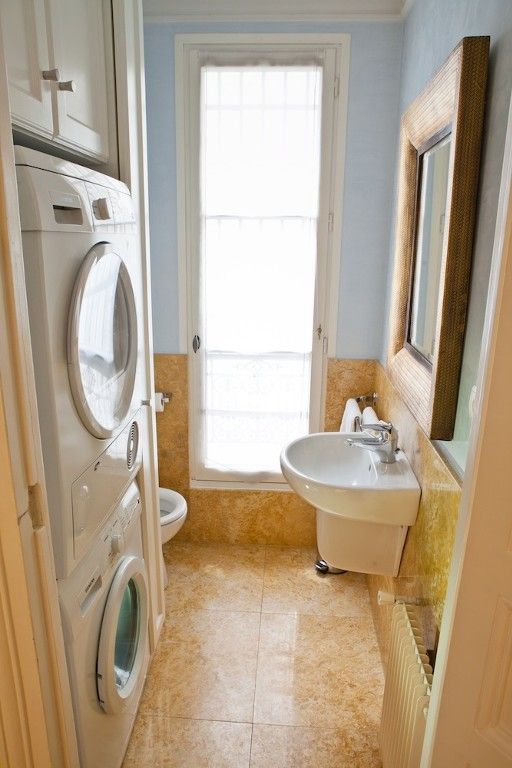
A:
[49,0,110,161]
[0,0,53,138]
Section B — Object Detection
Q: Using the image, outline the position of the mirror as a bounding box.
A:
[387,37,489,439]
[408,133,451,364]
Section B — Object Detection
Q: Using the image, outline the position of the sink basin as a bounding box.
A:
[280,432,420,526]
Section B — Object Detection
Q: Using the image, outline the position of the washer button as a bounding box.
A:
[92,197,112,221]
[110,533,124,555]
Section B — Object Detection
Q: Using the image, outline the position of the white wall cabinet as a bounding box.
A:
[0,0,113,164]
[0,0,54,139]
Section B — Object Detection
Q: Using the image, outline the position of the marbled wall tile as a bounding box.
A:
[180,488,316,546]
[154,354,189,500]
[324,358,377,431]
[366,363,462,664]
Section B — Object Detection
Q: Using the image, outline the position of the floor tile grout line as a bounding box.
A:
[250,612,263,759]
[249,544,267,763]
[248,723,254,768]
[137,709,381,732]
[137,712,256,725]
[259,544,268,612]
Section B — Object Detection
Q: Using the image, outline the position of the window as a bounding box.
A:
[176,35,349,487]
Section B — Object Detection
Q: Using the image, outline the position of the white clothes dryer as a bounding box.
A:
[16,147,145,577]
[59,481,149,768]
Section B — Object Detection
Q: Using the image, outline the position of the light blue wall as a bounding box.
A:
[386,0,512,467]
[144,20,403,356]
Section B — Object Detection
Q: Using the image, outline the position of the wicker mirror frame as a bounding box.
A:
[387,36,489,439]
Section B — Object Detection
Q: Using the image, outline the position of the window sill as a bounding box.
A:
[190,479,294,492]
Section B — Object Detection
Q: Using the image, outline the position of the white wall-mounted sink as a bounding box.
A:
[280,432,421,526]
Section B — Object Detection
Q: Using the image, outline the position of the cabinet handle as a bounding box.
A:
[41,68,60,81]
[58,80,76,93]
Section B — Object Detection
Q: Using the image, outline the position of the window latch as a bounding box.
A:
[192,334,201,353]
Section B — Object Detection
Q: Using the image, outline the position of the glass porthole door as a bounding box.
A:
[97,556,148,714]
[68,243,138,438]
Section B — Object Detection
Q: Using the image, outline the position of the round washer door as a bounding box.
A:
[68,242,138,438]
[97,555,148,714]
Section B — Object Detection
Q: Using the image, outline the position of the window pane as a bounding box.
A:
[200,65,322,476]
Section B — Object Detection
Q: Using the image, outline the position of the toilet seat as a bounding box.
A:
[160,488,187,525]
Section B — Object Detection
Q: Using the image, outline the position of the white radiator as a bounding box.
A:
[380,603,433,768]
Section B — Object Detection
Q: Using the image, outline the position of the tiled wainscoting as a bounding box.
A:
[154,354,462,665]
[368,364,462,662]
[123,542,384,767]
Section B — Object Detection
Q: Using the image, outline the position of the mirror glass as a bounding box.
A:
[409,134,451,363]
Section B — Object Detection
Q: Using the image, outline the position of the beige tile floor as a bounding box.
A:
[123,543,384,768]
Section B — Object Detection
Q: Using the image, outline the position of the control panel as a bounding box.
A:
[72,414,143,560]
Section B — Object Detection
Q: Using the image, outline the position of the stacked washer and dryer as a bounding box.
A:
[16,147,150,768]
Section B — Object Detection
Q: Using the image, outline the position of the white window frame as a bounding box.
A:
[175,33,350,489]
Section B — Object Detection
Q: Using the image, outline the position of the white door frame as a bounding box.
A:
[0,2,163,765]
[113,0,165,650]
[175,33,350,487]
[0,13,80,766]
[421,92,512,765]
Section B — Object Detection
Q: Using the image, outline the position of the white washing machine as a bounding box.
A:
[59,481,149,768]
[16,147,145,577]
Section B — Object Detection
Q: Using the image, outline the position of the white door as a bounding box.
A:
[0,0,54,138]
[68,243,138,439]
[177,35,349,487]
[48,0,110,160]
[422,96,512,767]
[97,554,148,714]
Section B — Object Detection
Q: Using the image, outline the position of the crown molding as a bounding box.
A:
[143,0,406,23]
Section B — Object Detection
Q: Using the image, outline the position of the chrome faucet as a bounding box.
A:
[345,422,398,464]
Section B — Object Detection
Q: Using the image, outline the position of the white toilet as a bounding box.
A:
[159,487,187,586]
[160,488,187,543]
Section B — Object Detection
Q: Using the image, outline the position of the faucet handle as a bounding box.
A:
[363,421,393,433]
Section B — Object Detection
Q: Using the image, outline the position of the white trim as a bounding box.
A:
[191,479,295,491]
[326,42,349,359]
[175,33,349,485]
[0,14,80,766]
[175,40,189,354]
[420,91,512,765]
[113,0,166,651]
[176,33,348,356]
[144,0,405,23]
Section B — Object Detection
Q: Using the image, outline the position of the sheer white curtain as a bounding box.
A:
[199,64,322,478]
